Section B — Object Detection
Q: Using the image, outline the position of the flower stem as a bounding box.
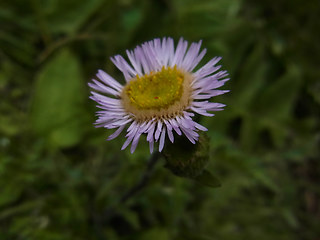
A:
[93,151,162,231]
[120,151,162,203]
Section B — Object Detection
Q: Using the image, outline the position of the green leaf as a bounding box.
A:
[30,49,88,148]
[194,170,221,188]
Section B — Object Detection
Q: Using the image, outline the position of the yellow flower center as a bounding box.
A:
[121,66,193,121]
[125,66,183,110]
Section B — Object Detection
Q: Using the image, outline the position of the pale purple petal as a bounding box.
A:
[159,128,166,152]
[167,127,174,143]
[149,140,154,153]
[194,122,208,131]
[147,122,156,142]
[107,125,126,140]
[169,118,182,135]
[171,38,188,67]
[155,121,163,141]
[97,70,123,91]
[131,131,142,153]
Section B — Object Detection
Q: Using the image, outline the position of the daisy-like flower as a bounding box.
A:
[89,37,229,153]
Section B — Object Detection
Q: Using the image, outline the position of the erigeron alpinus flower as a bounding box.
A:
[89,37,229,153]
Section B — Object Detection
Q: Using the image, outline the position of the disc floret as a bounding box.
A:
[121,65,194,121]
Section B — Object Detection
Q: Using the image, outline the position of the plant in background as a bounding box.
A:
[89,37,229,154]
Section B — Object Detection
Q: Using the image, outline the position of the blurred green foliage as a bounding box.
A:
[0,0,319,239]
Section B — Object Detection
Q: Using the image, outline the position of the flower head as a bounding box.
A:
[89,37,229,153]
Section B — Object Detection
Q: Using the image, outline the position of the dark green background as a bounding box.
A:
[1,0,319,239]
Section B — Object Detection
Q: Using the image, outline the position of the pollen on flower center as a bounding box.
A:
[121,66,193,121]
[126,66,183,109]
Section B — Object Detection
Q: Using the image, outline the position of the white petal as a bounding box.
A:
[194,57,222,78]
[121,136,133,150]
[171,37,188,67]
[147,122,156,142]
[169,118,182,135]
[97,70,123,91]
[159,128,166,152]
[180,127,196,144]
[131,131,142,153]
[107,125,126,140]
[155,121,163,141]
[149,140,154,153]
[194,122,208,131]
[167,127,174,143]
[126,50,143,76]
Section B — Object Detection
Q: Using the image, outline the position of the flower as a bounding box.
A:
[89,37,229,153]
